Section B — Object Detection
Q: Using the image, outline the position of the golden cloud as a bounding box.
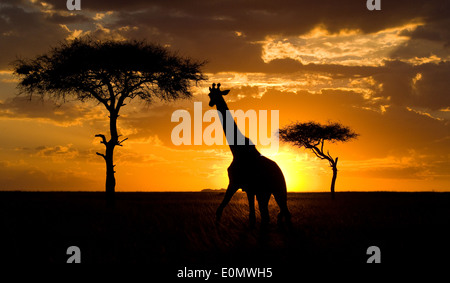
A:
[261,23,422,66]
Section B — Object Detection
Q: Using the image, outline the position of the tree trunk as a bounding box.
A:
[105,112,119,207]
[105,143,116,205]
[330,157,338,200]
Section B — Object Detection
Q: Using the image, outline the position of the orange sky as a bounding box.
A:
[0,0,449,192]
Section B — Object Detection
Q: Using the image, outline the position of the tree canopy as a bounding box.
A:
[279,121,358,199]
[13,38,206,108]
[279,121,358,150]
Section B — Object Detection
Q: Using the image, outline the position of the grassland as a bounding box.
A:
[0,191,449,265]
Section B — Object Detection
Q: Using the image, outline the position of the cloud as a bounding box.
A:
[116,81,449,163]
[0,96,105,126]
[44,10,91,24]
[0,2,70,69]
[223,87,450,162]
[3,0,449,80]
[33,144,79,161]
[205,60,450,112]
[37,0,447,35]
[9,0,445,72]
[262,23,421,66]
[372,60,450,110]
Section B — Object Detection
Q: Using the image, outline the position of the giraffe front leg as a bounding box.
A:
[247,192,256,227]
[216,183,239,222]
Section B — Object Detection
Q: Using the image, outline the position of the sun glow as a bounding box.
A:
[261,146,312,192]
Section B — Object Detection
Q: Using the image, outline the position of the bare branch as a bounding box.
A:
[327,159,334,168]
[96,152,106,159]
[95,134,107,145]
[117,137,128,146]
[326,150,333,160]
[311,147,327,160]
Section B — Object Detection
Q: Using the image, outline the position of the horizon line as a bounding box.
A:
[0,190,448,193]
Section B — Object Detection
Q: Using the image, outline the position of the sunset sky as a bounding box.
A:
[0,0,449,192]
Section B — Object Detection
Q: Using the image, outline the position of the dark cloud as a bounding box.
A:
[2,0,448,76]
[45,11,91,24]
[0,3,69,69]
[39,0,448,35]
[95,0,450,72]
[9,0,444,72]
[372,61,450,110]
[412,62,450,110]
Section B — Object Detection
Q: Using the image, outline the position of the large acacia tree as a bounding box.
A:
[279,121,358,199]
[13,38,205,201]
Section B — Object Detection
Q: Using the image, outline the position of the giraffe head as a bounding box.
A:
[208,83,230,107]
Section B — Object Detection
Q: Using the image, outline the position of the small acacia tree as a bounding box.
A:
[13,38,205,202]
[279,121,358,199]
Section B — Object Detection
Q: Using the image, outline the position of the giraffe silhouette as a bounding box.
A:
[208,83,291,227]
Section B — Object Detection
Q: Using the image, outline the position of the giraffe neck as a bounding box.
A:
[215,101,260,159]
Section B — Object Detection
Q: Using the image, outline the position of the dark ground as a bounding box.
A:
[0,191,449,267]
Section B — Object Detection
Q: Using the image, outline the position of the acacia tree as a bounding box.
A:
[279,121,358,199]
[13,38,205,202]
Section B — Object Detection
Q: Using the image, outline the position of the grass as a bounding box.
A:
[0,191,449,264]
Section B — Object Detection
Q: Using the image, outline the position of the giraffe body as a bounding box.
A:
[208,83,291,227]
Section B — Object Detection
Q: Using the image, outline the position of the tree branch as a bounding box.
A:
[326,150,333,160]
[96,152,106,160]
[103,79,116,112]
[311,146,327,160]
[88,89,109,109]
[117,137,128,146]
[115,92,128,113]
[95,134,107,145]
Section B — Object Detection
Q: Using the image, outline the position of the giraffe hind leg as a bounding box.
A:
[274,190,291,226]
[256,193,271,227]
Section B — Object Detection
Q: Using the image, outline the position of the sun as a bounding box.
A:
[261,147,310,192]
[276,157,307,192]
